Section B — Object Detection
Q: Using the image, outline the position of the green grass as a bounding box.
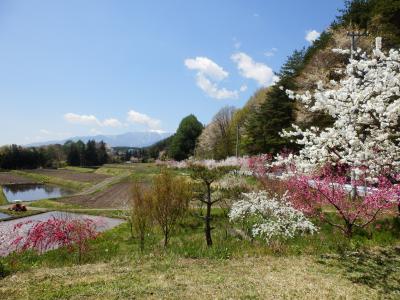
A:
[1,212,399,299]
[1,196,399,299]
[11,170,89,191]
[61,166,97,173]
[29,199,84,210]
[0,186,7,205]
[0,208,43,219]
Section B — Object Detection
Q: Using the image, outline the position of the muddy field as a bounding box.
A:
[61,182,132,208]
[26,169,110,183]
[0,173,38,185]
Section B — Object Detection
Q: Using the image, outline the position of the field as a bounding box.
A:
[24,169,110,184]
[0,172,38,185]
[62,182,132,208]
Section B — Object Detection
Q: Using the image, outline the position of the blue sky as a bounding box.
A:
[0,0,345,145]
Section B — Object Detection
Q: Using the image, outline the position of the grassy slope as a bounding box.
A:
[61,166,97,173]
[0,255,378,299]
[11,170,89,191]
[1,210,399,299]
[0,186,7,205]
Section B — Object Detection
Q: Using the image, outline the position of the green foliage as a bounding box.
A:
[65,139,109,167]
[151,169,192,247]
[338,0,400,48]
[245,49,306,154]
[168,115,203,161]
[0,186,7,205]
[128,181,153,251]
[0,260,10,279]
[144,134,174,160]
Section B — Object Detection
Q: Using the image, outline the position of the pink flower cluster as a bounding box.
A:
[286,168,398,236]
[11,217,100,254]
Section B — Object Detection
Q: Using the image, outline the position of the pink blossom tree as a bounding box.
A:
[275,42,400,235]
[11,217,100,263]
[287,168,397,237]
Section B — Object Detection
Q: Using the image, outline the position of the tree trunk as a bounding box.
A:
[398,202,400,218]
[350,170,357,200]
[140,231,145,252]
[163,227,169,248]
[205,183,213,247]
[345,223,353,238]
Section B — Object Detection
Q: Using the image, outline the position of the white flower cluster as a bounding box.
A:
[281,47,400,180]
[229,191,317,243]
[164,156,246,170]
[213,173,249,190]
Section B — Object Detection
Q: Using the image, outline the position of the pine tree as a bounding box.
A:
[245,49,305,154]
[84,140,98,166]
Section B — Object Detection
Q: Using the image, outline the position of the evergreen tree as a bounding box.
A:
[84,140,98,166]
[168,115,203,161]
[97,141,109,165]
[245,49,305,154]
[66,143,81,166]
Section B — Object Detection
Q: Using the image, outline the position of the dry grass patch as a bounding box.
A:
[0,256,378,299]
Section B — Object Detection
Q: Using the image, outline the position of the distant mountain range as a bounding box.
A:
[27,131,173,148]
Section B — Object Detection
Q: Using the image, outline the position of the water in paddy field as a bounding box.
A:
[3,184,75,202]
[0,212,11,220]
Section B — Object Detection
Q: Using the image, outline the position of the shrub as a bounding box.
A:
[152,169,192,248]
[129,181,153,251]
[229,191,317,244]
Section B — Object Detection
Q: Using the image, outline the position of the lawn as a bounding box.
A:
[0,255,380,299]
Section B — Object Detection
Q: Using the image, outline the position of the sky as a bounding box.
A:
[0,0,346,145]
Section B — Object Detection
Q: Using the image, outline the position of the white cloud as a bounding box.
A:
[185,56,240,100]
[64,113,122,127]
[305,30,320,43]
[39,129,51,135]
[264,48,278,57]
[240,85,248,92]
[232,37,241,49]
[231,52,275,86]
[102,118,122,127]
[64,113,101,126]
[196,74,239,99]
[184,57,228,81]
[127,110,161,130]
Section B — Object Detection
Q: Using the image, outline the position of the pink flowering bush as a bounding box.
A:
[287,168,397,237]
[11,217,100,263]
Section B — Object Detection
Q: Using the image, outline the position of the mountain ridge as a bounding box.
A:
[26,131,173,148]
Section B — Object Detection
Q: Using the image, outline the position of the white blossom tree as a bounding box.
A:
[281,43,400,185]
[229,191,317,243]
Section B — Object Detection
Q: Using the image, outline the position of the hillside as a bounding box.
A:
[226,0,400,156]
